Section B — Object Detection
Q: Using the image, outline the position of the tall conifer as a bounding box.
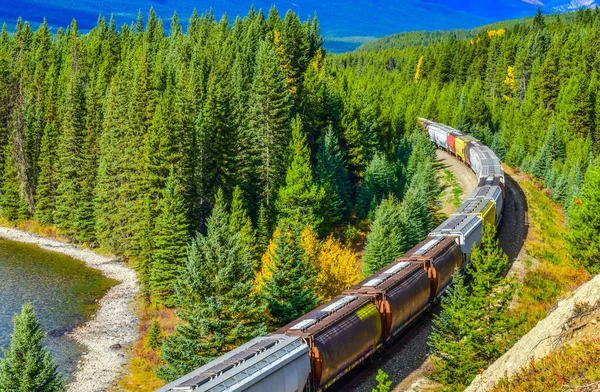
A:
[150,171,190,307]
[0,304,65,392]
[157,190,266,381]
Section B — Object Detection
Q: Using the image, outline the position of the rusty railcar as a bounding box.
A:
[276,295,383,390]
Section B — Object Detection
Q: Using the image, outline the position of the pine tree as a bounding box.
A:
[262,223,319,327]
[275,116,325,231]
[429,224,515,389]
[157,190,266,381]
[363,196,412,275]
[1,143,26,222]
[567,161,600,273]
[315,128,352,228]
[33,123,58,225]
[357,153,399,219]
[146,319,162,351]
[372,369,392,392]
[229,186,259,270]
[150,171,190,307]
[0,304,65,392]
[428,271,477,388]
[243,39,291,213]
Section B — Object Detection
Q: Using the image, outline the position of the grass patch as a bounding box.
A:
[491,338,600,392]
[506,166,589,339]
[439,169,463,209]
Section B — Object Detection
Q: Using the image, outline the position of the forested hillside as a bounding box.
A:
[332,8,599,212]
[0,6,441,385]
[2,4,600,389]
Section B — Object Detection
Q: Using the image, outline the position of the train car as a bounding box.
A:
[155,335,310,392]
[432,124,450,149]
[445,132,455,154]
[480,162,505,184]
[454,197,496,228]
[430,214,483,265]
[343,260,431,340]
[471,185,504,224]
[478,175,505,196]
[276,295,383,391]
[455,134,479,162]
[397,235,463,298]
[464,141,476,166]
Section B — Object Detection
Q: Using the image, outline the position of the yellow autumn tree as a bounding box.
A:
[256,227,318,289]
[504,65,516,99]
[257,227,362,302]
[414,55,424,83]
[487,29,506,38]
[255,228,279,289]
[314,236,363,301]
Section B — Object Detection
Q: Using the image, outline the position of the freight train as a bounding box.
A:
[155,118,506,392]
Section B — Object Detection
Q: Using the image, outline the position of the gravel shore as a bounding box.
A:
[0,227,139,392]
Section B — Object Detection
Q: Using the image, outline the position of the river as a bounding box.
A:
[0,238,116,378]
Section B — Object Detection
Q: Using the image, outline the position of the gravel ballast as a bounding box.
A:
[0,227,139,392]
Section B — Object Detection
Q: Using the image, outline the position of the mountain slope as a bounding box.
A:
[0,0,596,53]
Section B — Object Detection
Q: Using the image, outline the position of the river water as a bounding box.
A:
[0,238,116,378]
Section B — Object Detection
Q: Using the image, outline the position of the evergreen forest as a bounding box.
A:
[0,4,599,389]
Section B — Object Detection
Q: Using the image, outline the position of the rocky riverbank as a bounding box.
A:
[0,227,138,392]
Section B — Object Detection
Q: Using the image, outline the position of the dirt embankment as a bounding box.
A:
[0,227,138,392]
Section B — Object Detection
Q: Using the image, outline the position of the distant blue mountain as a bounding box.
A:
[0,0,596,52]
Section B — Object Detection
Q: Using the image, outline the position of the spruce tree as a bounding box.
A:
[429,224,515,389]
[362,196,411,275]
[567,161,600,273]
[33,123,58,225]
[428,271,477,388]
[243,39,291,213]
[356,153,399,219]
[150,171,190,307]
[54,23,86,236]
[280,10,310,105]
[0,304,65,392]
[467,224,515,367]
[157,190,266,381]
[315,127,352,228]
[275,116,325,232]
[229,186,259,270]
[262,223,319,327]
[146,319,162,351]
[1,144,26,222]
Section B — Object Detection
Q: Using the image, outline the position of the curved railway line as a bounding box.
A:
[156,119,529,392]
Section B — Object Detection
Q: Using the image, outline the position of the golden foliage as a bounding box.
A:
[311,47,324,74]
[314,236,362,302]
[120,303,178,392]
[255,228,280,289]
[414,55,424,83]
[255,226,362,302]
[255,227,318,290]
[504,65,516,95]
[487,28,506,38]
[301,227,319,262]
